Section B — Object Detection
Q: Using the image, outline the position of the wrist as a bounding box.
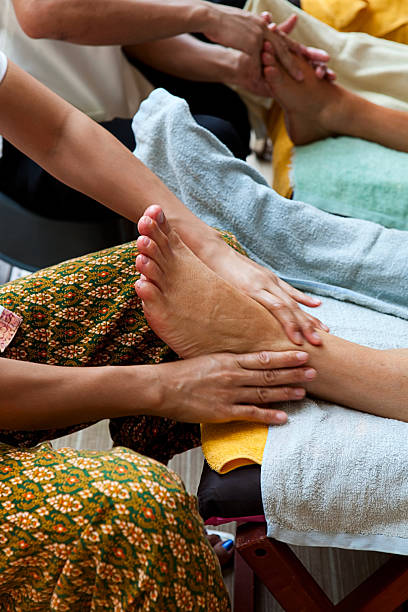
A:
[191,1,220,34]
[95,364,162,418]
[209,46,241,85]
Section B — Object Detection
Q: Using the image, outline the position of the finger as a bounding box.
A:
[264,64,282,86]
[315,65,326,80]
[236,365,317,388]
[276,14,297,34]
[277,279,321,307]
[278,33,307,58]
[304,310,329,332]
[255,291,307,344]
[326,68,336,81]
[304,46,330,63]
[237,385,307,404]
[262,51,278,68]
[294,315,323,346]
[267,21,277,32]
[261,11,273,25]
[270,33,304,81]
[235,350,309,370]
[231,405,288,425]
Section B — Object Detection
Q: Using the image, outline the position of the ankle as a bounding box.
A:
[319,85,355,136]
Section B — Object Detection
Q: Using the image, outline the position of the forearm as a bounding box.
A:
[13,0,215,44]
[125,35,238,83]
[0,358,160,430]
[0,60,219,256]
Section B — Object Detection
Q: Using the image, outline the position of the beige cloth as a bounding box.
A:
[244,0,408,112]
[0,0,153,123]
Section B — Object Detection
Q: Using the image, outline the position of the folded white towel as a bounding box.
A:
[262,296,408,555]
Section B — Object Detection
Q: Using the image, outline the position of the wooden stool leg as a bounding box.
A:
[335,557,408,612]
[233,548,255,612]
[236,523,333,612]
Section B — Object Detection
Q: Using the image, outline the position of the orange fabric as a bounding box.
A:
[302,0,408,44]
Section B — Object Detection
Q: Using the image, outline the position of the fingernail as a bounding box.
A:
[296,351,308,361]
[305,368,316,380]
[311,332,321,342]
[293,388,305,398]
[222,539,234,551]
[310,297,321,304]
[293,332,303,344]
[275,411,287,421]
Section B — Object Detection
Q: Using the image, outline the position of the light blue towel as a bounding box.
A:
[293,137,408,230]
[133,89,408,321]
[133,89,408,555]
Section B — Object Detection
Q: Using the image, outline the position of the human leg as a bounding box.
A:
[263,51,408,152]
[135,205,408,423]
[0,242,200,458]
[0,443,229,610]
[133,88,408,321]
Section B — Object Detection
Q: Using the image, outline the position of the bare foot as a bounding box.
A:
[207,533,234,568]
[134,206,293,360]
[263,50,349,145]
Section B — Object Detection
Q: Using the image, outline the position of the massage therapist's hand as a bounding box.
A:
[264,16,335,82]
[151,350,315,424]
[202,238,328,346]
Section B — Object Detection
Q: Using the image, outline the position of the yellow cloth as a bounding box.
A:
[302,0,408,44]
[201,422,268,474]
[267,104,294,198]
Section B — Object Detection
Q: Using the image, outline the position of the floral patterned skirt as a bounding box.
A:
[0,238,244,609]
[0,240,201,463]
[0,443,230,610]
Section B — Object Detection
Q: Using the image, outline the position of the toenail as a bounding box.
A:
[142,216,152,225]
[142,237,150,246]
[140,255,149,265]
[157,210,164,224]
[222,539,234,551]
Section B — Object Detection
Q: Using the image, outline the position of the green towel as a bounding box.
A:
[292,137,408,230]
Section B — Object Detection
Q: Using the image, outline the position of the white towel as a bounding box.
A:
[262,296,408,555]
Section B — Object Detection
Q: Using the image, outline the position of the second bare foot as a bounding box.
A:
[263,51,346,145]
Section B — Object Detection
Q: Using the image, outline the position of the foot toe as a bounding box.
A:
[136,235,167,271]
[135,254,164,287]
